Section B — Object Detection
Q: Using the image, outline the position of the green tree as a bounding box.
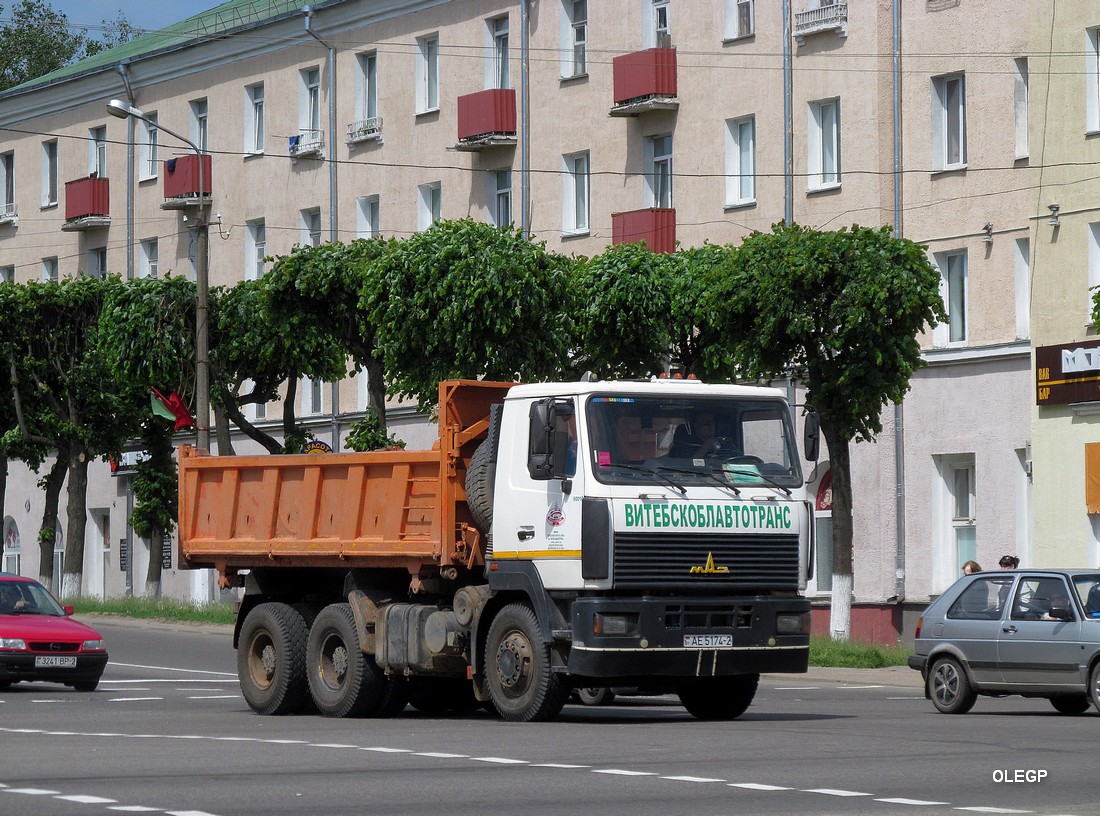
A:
[707,223,944,640]
[579,242,734,379]
[367,219,578,410]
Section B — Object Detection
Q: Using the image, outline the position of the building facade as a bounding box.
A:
[0,0,1042,640]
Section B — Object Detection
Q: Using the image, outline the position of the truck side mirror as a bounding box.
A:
[803,410,820,462]
[528,399,575,481]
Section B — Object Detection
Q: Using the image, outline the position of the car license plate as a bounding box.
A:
[683,635,733,648]
[34,656,77,668]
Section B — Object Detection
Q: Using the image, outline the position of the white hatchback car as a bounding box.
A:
[909,569,1100,714]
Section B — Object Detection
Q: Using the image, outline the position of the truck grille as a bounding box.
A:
[612,532,800,590]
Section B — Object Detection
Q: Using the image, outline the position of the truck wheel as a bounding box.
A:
[306,603,379,718]
[237,602,310,716]
[928,657,977,714]
[485,603,568,722]
[372,674,409,718]
[677,674,758,720]
[575,687,616,706]
[466,439,496,535]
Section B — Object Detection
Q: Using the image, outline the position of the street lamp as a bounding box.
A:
[107,99,211,453]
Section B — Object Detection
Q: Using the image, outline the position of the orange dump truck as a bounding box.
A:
[179,379,816,722]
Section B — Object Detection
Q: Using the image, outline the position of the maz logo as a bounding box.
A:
[689,552,730,574]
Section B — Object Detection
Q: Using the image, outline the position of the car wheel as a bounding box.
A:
[1049,694,1090,715]
[485,603,569,722]
[928,657,977,714]
[575,687,616,706]
[677,674,759,721]
[73,680,99,692]
[237,602,310,716]
[1089,662,1100,714]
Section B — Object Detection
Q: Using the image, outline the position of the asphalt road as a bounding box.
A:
[0,617,1097,816]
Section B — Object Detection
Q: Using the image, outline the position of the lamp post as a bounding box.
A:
[107,99,210,453]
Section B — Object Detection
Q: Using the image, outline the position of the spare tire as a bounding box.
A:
[465,404,502,537]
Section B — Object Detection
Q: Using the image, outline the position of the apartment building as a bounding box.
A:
[1027,5,1100,570]
[0,0,1034,638]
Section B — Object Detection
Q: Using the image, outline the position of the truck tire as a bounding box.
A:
[677,674,758,721]
[408,677,481,714]
[575,687,616,706]
[466,439,495,535]
[237,602,310,716]
[306,603,379,718]
[485,603,569,722]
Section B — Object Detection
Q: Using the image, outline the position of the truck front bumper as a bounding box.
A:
[565,595,810,678]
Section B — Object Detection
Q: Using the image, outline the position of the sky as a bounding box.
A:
[47,1,211,35]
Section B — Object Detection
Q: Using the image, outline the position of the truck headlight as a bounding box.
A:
[593,613,637,637]
[775,612,809,635]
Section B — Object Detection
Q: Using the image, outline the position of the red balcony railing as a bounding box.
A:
[163,154,212,200]
[613,48,677,106]
[64,177,109,221]
[457,89,517,142]
[612,208,676,254]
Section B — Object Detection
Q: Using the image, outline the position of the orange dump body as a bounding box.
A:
[177,381,514,581]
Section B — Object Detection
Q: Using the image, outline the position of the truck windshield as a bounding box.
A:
[585,394,803,489]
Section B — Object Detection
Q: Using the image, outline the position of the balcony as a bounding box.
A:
[61,177,110,231]
[610,48,678,117]
[794,2,848,45]
[454,89,517,151]
[162,154,212,210]
[347,117,383,145]
[611,208,676,254]
[290,129,325,159]
[0,201,16,226]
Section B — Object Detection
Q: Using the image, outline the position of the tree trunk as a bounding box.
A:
[365,357,387,433]
[37,449,68,588]
[823,420,854,641]
[61,446,90,599]
[144,527,164,598]
[214,401,234,456]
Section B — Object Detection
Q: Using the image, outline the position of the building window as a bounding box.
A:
[246,83,265,153]
[934,250,967,346]
[951,460,976,576]
[1089,223,1100,324]
[725,115,756,206]
[416,35,440,113]
[650,0,671,48]
[808,98,840,190]
[563,151,590,234]
[357,52,378,121]
[1088,28,1100,133]
[190,99,209,153]
[0,151,13,213]
[302,208,322,247]
[302,376,323,415]
[42,257,58,283]
[357,195,380,238]
[87,247,107,279]
[42,140,57,207]
[1013,59,1028,159]
[418,182,442,230]
[561,0,587,78]
[645,135,673,209]
[725,0,754,40]
[0,266,13,283]
[140,239,158,279]
[139,113,158,180]
[932,73,966,170]
[89,126,107,176]
[1014,238,1029,340]
[303,67,322,134]
[489,16,509,89]
[491,170,512,227]
[246,220,267,281]
[2,520,20,576]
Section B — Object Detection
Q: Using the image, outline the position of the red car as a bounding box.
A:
[0,572,109,691]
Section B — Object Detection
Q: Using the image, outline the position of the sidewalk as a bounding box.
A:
[766,664,924,689]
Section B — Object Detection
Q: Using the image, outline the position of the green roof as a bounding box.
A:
[6,0,325,95]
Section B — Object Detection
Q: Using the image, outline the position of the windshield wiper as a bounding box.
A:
[656,465,740,496]
[715,467,793,496]
[610,463,687,495]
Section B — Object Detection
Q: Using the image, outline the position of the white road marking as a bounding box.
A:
[361,746,412,753]
[471,757,528,764]
[842,685,885,690]
[107,662,235,676]
[954,808,1034,814]
[166,811,223,816]
[3,788,60,795]
[729,783,792,791]
[592,769,657,776]
[802,788,872,797]
[313,743,361,749]
[101,679,236,685]
[187,695,238,700]
[774,686,819,690]
[415,752,469,758]
[109,697,164,702]
[660,775,725,783]
[875,798,951,806]
[55,794,118,803]
[107,807,161,812]
[532,763,589,769]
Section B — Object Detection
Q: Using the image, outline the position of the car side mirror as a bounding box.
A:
[1048,605,1073,622]
[63,605,74,616]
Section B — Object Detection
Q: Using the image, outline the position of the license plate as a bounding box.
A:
[683,634,733,648]
[34,656,77,668]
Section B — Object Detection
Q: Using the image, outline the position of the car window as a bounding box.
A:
[1011,577,1075,622]
[947,576,1010,620]
[1074,574,1100,619]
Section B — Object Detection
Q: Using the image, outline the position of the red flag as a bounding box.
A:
[151,387,194,431]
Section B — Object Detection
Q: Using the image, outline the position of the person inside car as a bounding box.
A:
[1040,586,1074,621]
[0,583,29,613]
